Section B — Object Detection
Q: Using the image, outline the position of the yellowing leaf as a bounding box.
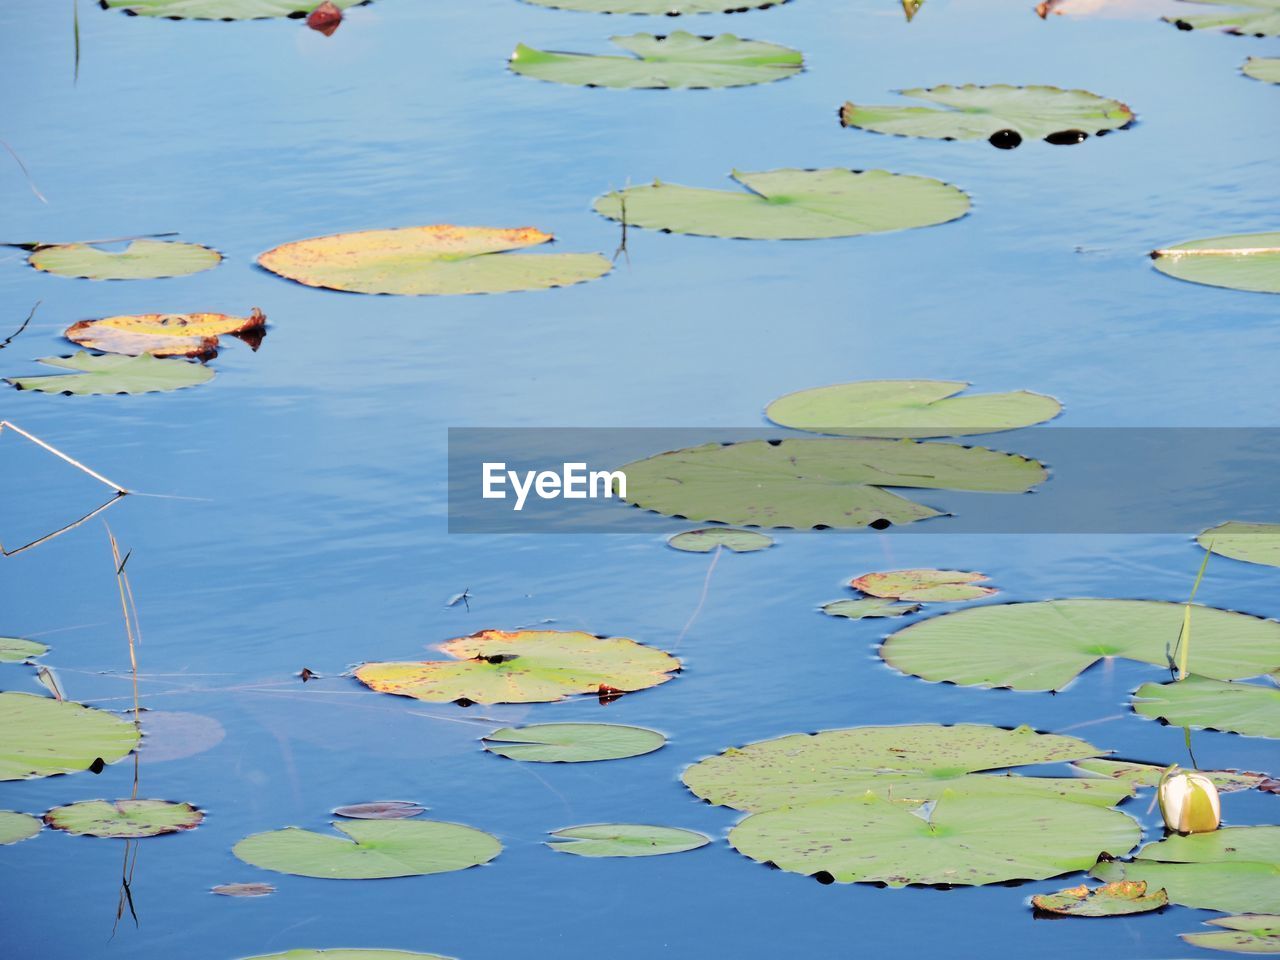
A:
[65,309,265,358]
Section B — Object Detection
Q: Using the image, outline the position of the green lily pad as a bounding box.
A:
[729,790,1139,886]
[245,953,450,960]
[1133,677,1280,739]
[27,239,220,280]
[520,0,781,11]
[594,168,970,241]
[667,528,773,553]
[233,819,501,879]
[1152,232,1280,294]
[1092,826,1280,914]
[1244,56,1280,82]
[1031,880,1170,916]
[851,569,995,602]
[7,352,214,396]
[1198,521,1280,568]
[0,637,47,662]
[821,598,921,620]
[44,799,203,838]
[482,722,665,762]
[840,84,1132,147]
[355,629,679,705]
[1165,0,1280,35]
[1071,757,1269,792]
[682,724,1126,813]
[765,380,1061,438]
[547,824,710,857]
[881,599,1280,692]
[620,437,1046,529]
[0,811,41,845]
[0,691,139,781]
[1182,915,1280,954]
[511,33,801,90]
[102,0,364,18]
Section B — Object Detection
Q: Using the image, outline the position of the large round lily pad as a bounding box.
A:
[620,437,1046,529]
[729,790,1139,886]
[102,0,365,18]
[765,380,1061,438]
[1133,677,1279,739]
[44,799,203,838]
[28,239,220,279]
[483,722,665,762]
[258,225,610,296]
[1244,56,1280,82]
[520,0,782,11]
[233,819,501,879]
[1031,880,1170,916]
[1182,915,1280,954]
[851,569,995,602]
[881,599,1280,692]
[1198,521,1280,568]
[65,310,265,359]
[547,824,710,857]
[0,811,41,845]
[7,352,215,396]
[1165,0,1280,36]
[593,169,969,241]
[355,629,679,704]
[1152,232,1280,294]
[511,33,801,89]
[667,528,773,553]
[0,691,139,780]
[0,637,47,662]
[840,84,1132,147]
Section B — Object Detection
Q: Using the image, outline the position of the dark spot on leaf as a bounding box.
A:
[988,129,1023,150]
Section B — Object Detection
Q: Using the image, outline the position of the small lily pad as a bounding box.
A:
[212,882,276,897]
[1152,232,1280,294]
[333,801,426,820]
[1133,677,1280,739]
[102,0,365,18]
[547,824,710,857]
[0,637,47,662]
[821,598,921,620]
[7,352,214,396]
[1244,56,1280,82]
[667,528,773,553]
[28,239,220,280]
[44,799,203,838]
[0,691,139,781]
[851,569,995,602]
[1182,914,1280,954]
[244,952,451,960]
[65,309,265,359]
[483,722,665,762]
[0,811,42,845]
[1031,880,1169,917]
[1165,0,1280,36]
[1072,757,1269,792]
[1198,521,1280,568]
[520,0,782,11]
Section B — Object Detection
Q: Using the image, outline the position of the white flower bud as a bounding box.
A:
[1158,767,1221,834]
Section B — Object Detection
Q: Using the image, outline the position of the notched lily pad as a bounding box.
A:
[667,528,773,553]
[1152,232,1280,294]
[1198,521,1280,568]
[1182,914,1280,954]
[821,598,921,620]
[6,352,215,396]
[1031,880,1169,917]
[0,810,42,845]
[851,569,995,602]
[44,799,203,838]
[1244,56,1280,83]
[482,722,665,762]
[101,0,366,19]
[0,637,48,662]
[333,801,426,820]
[547,823,710,857]
[1132,676,1280,739]
[0,691,139,780]
[27,239,220,280]
[65,309,266,359]
[1165,0,1280,36]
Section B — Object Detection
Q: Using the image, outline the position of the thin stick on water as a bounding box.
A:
[1,139,47,204]
[1170,544,1212,682]
[674,544,721,651]
[106,524,141,724]
[0,420,129,492]
[0,302,38,351]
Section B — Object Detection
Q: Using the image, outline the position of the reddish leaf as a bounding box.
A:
[307,1,343,36]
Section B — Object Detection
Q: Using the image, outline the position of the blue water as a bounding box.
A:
[1,0,1277,957]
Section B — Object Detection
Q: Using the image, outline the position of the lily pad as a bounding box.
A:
[667,528,773,553]
[334,801,426,820]
[1031,880,1169,917]
[729,790,1139,886]
[682,724,1126,813]
[1182,915,1280,954]
[765,380,1062,438]
[593,168,969,241]
[1198,521,1280,568]
[233,819,501,879]
[0,811,41,845]
[1133,677,1280,739]
[0,691,139,780]
[881,599,1280,692]
[0,637,47,662]
[511,33,801,90]
[44,799,203,838]
[620,437,1046,529]
[519,0,782,11]
[27,239,220,280]
[547,824,710,857]
[244,953,450,960]
[211,882,276,897]
[102,0,364,18]
[7,352,214,396]
[1165,0,1280,35]
[258,225,610,296]
[840,85,1132,148]
[1244,56,1280,82]
[482,722,665,762]
[65,309,265,359]
[821,598,920,620]
[851,569,995,602]
[355,629,679,705]
[1152,232,1280,294]
[1072,757,1269,792]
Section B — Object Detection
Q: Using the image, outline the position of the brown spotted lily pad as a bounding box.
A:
[1182,914,1280,953]
[1032,880,1170,916]
[852,569,996,602]
[65,309,266,359]
[212,882,276,897]
[333,801,426,820]
[43,799,203,838]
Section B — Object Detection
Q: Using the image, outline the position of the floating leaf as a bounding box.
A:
[44,799,203,838]
[1032,880,1169,916]
[1165,0,1280,35]
[840,85,1132,148]
[851,569,995,602]
[64,309,265,359]
[667,528,773,553]
[547,824,710,857]
[1198,521,1280,568]
[258,225,610,296]
[821,598,920,620]
[355,629,679,705]
[594,169,969,240]
[1182,914,1280,954]
[0,811,41,845]
[483,722,665,762]
[28,239,220,280]
[7,352,214,396]
[0,691,138,780]
[765,380,1061,438]
[1152,232,1280,294]
[510,33,801,89]
[138,711,226,763]
[233,819,501,879]
[333,801,426,820]
[620,437,1046,529]
[0,637,47,662]
[729,790,1139,886]
[1072,757,1269,793]
[211,882,275,897]
[519,0,782,11]
[102,0,365,18]
[244,952,450,960]
[1133,677,1279,739]
[882,599,1280,692]
[1244,56,1280,82]
[683,724,1126,813]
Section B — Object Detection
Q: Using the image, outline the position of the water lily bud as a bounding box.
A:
[1158,767,1221,834]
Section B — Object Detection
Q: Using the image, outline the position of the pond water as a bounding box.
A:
[1,1,1277,958]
